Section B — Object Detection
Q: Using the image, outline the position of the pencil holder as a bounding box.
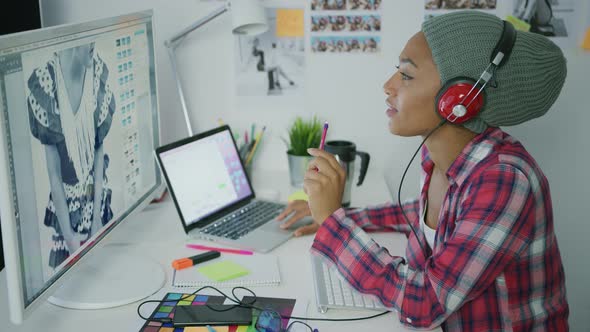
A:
[244,162,253,183]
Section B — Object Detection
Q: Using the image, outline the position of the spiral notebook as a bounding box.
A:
[172,254,281,287]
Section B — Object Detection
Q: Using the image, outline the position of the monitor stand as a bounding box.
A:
[48,244,165,309]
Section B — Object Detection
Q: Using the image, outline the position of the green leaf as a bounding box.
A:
[286,115,323,156]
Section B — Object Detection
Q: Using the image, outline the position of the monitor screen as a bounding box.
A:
[158,128,252,227]
[0,10,160,323]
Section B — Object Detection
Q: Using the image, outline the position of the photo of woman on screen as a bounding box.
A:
[25,42,115,269]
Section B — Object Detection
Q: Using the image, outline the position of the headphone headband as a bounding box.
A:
[491,21,517,68]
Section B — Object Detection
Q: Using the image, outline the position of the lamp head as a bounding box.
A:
[229,0,268,35]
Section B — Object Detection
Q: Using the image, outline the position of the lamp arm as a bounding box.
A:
[166,46,194,136]
[164,2,230,136]
[165,3,230,48]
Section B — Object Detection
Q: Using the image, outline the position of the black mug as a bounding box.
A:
[324,140,370,207]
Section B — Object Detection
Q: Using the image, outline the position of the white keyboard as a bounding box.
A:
[311,255,387,313]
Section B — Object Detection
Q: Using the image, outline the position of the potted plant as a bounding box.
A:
[283,116,322,187]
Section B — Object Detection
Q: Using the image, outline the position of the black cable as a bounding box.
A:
[286,320,316,332]
[397,119,446,258]
[137,285,391,328]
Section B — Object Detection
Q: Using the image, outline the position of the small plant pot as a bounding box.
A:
[287,152,313,188]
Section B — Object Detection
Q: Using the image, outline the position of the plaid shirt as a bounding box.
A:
[311,128,568,331]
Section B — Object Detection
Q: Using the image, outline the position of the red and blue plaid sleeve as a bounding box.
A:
[342,199,419,235]
[312,164,534,329]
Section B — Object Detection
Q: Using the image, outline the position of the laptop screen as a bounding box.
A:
[158,128,253,227]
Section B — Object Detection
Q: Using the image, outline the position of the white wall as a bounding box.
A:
[42,0,590,329]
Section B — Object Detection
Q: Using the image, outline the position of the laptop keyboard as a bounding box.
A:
[311,255,386,313]
[199,201,285,240]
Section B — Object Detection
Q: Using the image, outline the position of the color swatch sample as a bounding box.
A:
[139,293,297,332]
[138,293,226,332]
[197,261,250,282]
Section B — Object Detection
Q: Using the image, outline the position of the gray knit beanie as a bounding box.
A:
[422,11,567,133]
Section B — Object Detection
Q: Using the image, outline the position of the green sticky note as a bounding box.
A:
[197,260,250,282]
[288,189,308,202]
[505,15,531,32]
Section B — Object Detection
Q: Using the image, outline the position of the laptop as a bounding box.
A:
[155,125,310,253]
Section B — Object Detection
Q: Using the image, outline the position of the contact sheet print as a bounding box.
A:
[424,0,497,21]
[310,0,382,54]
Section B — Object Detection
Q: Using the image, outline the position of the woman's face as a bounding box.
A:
[383,32,442,137]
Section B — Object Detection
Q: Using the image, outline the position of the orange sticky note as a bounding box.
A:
[276,9,304,37]
[583,28,590,50]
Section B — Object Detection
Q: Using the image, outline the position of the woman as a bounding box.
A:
[26,43,115,269]
[277,11,568,331]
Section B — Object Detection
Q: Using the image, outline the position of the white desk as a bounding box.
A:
[0,169,441,331]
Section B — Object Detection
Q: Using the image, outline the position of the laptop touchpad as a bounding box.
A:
[260,216,314,233]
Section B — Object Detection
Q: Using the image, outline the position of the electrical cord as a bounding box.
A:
[136,121,448,329]
[397,119,446,258]
[137,285,390,329]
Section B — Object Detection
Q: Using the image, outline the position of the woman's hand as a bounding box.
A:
[276,200,320,237]
[303,148,346,225]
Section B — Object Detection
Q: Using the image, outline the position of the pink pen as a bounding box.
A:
[186,244,253,255]
[319,121,329,150]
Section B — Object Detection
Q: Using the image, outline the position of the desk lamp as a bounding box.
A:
[165,0,268,136]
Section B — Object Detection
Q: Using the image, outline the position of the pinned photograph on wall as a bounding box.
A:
[348,0,382,10]
[425,0,496,10]
[311,0,347,11]
[235,4,305,98]
[424,0,497,21]
[311,36,380,53]
[311,15,381,32]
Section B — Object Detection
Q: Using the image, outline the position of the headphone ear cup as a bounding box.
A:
[436,77,485,124]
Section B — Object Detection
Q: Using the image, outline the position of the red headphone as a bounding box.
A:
[435,20,517,124]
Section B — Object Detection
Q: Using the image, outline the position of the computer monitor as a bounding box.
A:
[0,10,162,324]
[0,0,44,274]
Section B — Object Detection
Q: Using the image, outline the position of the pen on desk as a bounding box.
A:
[186,244,254,255]
[206,325,217,332]
[171,250,220,270]
[319,121,329,150]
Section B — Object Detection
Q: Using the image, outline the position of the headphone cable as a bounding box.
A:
[397,119,446,258]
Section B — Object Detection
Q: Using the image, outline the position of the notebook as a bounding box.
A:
[172,254,281,287]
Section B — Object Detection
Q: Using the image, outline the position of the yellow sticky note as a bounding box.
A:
[236,326,249,332]
[197,260,249,281]
[276,9,304,37]
[583,28,590,50]
[505,15,531,32]
[288,189,308,202]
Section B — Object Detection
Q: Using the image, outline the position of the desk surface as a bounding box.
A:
[0,169,441,331]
